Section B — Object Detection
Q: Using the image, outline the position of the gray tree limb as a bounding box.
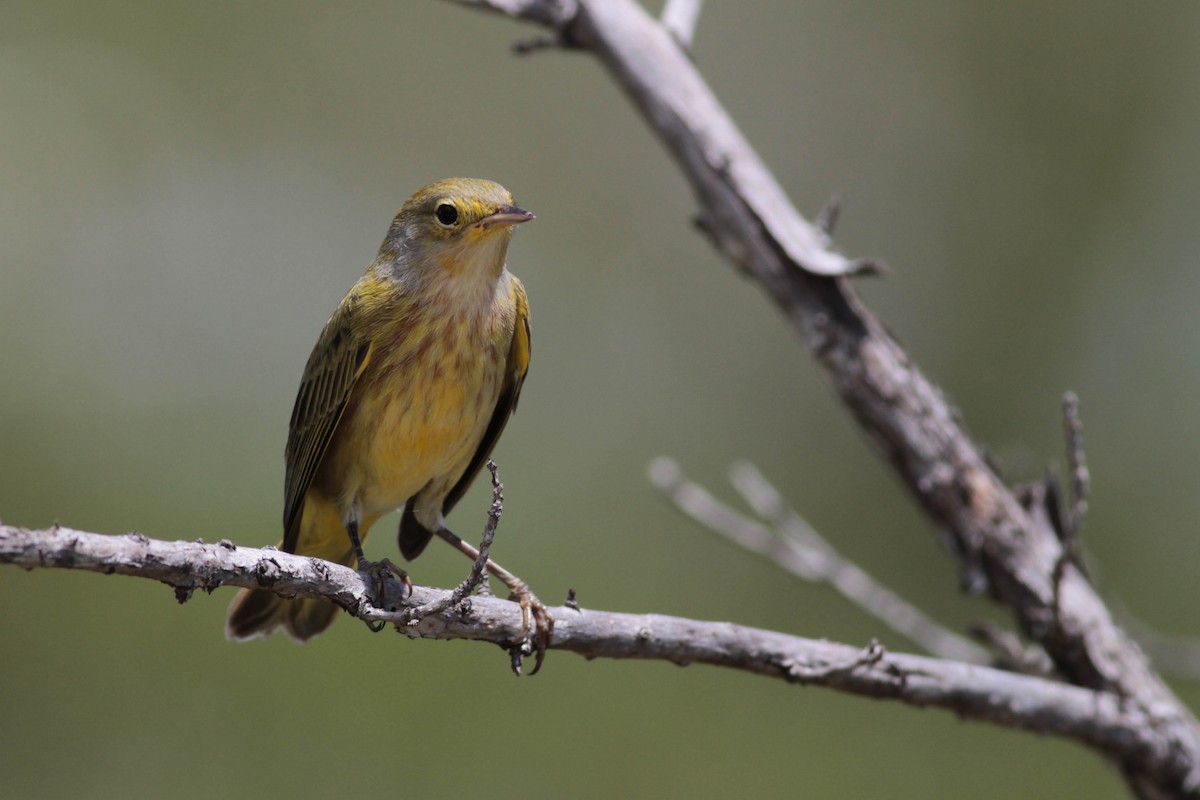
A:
[0,521,1175,772]
[446,1,1200,797]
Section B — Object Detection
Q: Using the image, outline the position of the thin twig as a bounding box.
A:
[660,0,702,51]
[968,622,1055,676]
[1110,599,1200,682]
[731,461,994,665]
[813,193,843,236]
[1051,393,1092,602]
[1062,391,1090,539]
[511,35,560,55]
[397,460,503,627]
[649,458,990,665]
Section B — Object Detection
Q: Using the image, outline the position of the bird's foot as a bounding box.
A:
[506,581,554,676]
[357,558,413,632]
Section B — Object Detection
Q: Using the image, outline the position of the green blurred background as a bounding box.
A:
[3,2,1199,797]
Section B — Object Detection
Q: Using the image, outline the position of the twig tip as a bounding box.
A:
[647,456,683,489]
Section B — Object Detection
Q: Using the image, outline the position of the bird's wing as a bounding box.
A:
[281,292,374,551]
[441,276,531,517]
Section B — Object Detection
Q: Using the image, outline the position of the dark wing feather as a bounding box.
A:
[441,278,531,518]
[281,294,372,552]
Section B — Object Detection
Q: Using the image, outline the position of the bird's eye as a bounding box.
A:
[435,203,459,227]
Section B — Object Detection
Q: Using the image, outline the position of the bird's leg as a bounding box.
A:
[345,518,412,631]
[436,526,553,675]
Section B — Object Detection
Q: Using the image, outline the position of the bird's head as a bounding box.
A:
[383,178,534,280]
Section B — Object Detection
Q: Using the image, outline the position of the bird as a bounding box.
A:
[226,177,549,665]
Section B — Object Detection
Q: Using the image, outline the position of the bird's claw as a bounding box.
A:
[357,558,413,630]
[507,583,553,676]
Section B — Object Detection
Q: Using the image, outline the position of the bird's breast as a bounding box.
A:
[318,286,513,518]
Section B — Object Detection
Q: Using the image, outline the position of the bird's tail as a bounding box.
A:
[225,584,341,642]
[226,496,369,642]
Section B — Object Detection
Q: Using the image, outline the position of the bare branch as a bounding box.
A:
[649,457,990,664]
[0,521,1178,769]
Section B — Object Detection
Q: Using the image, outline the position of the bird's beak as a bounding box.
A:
[476,204,535,229]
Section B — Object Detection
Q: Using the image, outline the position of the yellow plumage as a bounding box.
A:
[227,178,533,641]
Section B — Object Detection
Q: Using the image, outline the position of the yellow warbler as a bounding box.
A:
[226,178,548,659]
